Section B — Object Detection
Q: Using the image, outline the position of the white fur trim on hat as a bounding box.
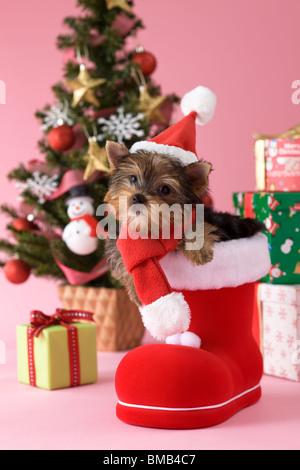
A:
[139,292,191,341]
[130,141,198,166]
[181,86,217,126]
[159,233,271,290]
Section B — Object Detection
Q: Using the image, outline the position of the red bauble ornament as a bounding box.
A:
[12,218,35,232]
[48,125,75,152]
[131,49,157,76]
[3,259,31,284]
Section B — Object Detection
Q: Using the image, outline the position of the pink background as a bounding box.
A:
[0,0,300,450]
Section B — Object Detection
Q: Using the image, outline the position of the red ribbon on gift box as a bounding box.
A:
[244,193,255,219]
[27,309,94,388]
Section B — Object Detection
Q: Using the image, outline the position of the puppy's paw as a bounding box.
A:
[200,245,214,264]
[182,246,214,266]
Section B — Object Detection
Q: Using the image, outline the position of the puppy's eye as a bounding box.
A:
[130,175,137,184]
[160,185,170,195]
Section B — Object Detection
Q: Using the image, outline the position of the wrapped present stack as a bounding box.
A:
[233,124,300,382]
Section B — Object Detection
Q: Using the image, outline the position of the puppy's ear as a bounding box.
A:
[105,141,129,170]
[185,161,212,194]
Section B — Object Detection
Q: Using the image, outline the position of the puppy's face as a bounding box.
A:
[104,141,212,234]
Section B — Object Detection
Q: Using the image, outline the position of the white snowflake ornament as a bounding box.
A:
[97,107,145,144]
[15,171,59,204]
[41,101,75,131]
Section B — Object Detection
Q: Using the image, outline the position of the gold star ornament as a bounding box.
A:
[83,138,111,180]
[65,65,106,108]
[138,86,166,124]
[105,0,132,14]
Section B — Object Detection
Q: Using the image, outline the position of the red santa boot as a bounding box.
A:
[115,233,271,429]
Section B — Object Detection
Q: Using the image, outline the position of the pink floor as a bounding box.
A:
[1,335,300,450]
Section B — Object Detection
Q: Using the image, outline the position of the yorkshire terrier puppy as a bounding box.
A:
[103,141,265,305]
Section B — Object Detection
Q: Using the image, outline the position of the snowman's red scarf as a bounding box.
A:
[71,214,98,238]
[117,211,195,306]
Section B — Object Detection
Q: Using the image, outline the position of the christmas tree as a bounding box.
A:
[0,0,178,288]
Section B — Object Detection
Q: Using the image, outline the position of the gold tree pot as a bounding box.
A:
[57,285,145,352]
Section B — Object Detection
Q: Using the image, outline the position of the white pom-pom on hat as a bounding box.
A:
[181,85,217,126]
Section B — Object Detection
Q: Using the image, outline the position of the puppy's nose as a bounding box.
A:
[131,194,146,204]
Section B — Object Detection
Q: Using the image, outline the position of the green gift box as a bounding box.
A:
[17,309,98,390]
[233,192,300,284]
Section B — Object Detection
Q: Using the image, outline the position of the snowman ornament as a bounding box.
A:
[62,185,98,256]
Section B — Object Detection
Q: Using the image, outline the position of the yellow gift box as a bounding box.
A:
[17,318,98,390]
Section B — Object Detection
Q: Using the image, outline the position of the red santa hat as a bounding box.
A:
[130,86,217,165]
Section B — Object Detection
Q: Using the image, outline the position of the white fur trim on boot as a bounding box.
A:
[139,292,191,341]
[160,233,271,290]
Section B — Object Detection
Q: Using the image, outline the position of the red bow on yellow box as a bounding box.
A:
[29,308,94,337]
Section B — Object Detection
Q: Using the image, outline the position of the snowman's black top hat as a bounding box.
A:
[69,185,89,198]
[66,184,93,203]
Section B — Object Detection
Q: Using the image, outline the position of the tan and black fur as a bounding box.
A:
[103,141,265,305]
